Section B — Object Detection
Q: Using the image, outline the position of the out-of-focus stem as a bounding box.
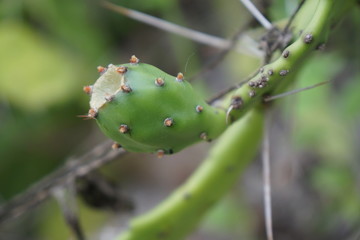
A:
[117,108,264,240]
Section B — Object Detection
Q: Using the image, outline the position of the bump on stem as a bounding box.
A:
[176,72,184,82]
[112,143,122,150]
[279,70,289,76]
[120,85,132,93]
[83,85,93,95]
[130,55,139,64]
[116,66,127,74]
[87,108,98,119]
[304,33,313,44]
[157,149,165,158]
[164,118,174,127]
[155,77,165,86]
[119,124,130,134]
[195,105,203,113]
[200,132,211,142]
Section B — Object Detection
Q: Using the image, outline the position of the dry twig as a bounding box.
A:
[0,140,126,225]
[101,1,262,57]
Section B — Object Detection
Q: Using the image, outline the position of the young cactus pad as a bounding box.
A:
[86,56,227,155]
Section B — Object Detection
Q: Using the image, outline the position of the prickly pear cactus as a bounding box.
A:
[84,56,227,156]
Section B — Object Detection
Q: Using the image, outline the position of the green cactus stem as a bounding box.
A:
[86,56,227,155]
[117,108,264,240]
[225,0,355,122]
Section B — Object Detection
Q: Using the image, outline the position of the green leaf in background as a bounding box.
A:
[292,53,352,162]
[337,73,360,119]
[0,21,80,111]
[201,194,255,239]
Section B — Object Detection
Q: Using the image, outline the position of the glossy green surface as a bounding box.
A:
[95,63,227,154]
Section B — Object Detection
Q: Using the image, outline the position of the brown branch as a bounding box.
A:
[101,1,262,57]
[0,140,126,225]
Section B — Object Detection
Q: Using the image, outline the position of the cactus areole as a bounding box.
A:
[87,56,227,155]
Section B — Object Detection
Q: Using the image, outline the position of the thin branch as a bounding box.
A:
[207,70,258,105]
[101,1,262,57]
[189,19,254,82]
[263,108,274,240]
[0,140,126,225]
[240,0,273,30]
[208,0,307,103]
[53,184,85,240]
[283,0,306,34]
[264,80,331,102]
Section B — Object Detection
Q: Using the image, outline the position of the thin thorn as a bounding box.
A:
[78,108,98,120]
[239,0,273,30]
[263,109,274,240]
[264,80,331,102]
[225,105,234,124]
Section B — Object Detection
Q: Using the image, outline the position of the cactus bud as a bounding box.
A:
[87,59,227,154]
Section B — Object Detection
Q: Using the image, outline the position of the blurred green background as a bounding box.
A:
[0,0,360,239]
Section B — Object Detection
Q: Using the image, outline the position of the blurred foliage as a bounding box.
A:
[39,199,111,240]
[0,21,80,111]
[0,0,359,239]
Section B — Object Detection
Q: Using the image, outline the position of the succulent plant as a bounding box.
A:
[84,56,227,156]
